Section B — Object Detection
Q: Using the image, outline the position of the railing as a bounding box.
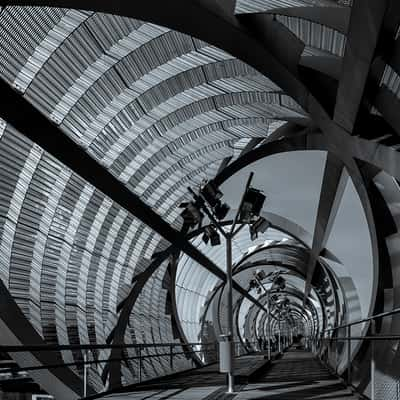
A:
[316,308,400,400]
[0,340,258,399]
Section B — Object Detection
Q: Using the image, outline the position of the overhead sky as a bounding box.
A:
[220,150,374,318]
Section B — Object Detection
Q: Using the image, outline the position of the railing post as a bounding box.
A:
[138,345,142,383]
[83,349,88,398]
[328,337,331,368]
[371,339,375,400]
[335,335,338,374]
[170,344,174,370]
[397,381,399,400]
[278,326,281,353]
[347,325,351,387]
[267,294,271,360]
[371,320,376,400]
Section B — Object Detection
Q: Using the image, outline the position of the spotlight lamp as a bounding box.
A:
[239,187,266,223]
[201,231,210,245]
[201,181,222,208]
[214,202,230,220]
[282,298,290,308]
[179,201,203,227]
[270,294,279,303]
[249,217,270,240]
[202,225,221,247]
[254,269,266,281]
[200,181,230,220]
[249,279,258,290]
[273,276,286,291]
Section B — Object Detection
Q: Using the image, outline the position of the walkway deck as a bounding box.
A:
[102,350,360,400]
[234,350,359,400]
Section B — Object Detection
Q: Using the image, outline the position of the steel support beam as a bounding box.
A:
[303,0,388,299]
[0,280,85,400]
[374,85,400,136]
[168,253,203,367]
[334,0,388,133]
[260,6,351,34]
[304,153,348,299]
[299,56,343,81]
[0,75,232,297]
[237,12,305,74]
[106,255,167,387]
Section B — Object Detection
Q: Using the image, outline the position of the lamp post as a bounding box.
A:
[183,172,267,393]
[267,293,271,360]
[278,309,282,353]
[225,231,234,392]
[252,270,286,359]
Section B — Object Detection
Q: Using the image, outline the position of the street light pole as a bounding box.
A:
[185,172,264,394]
[278,313,281,353]
[253,271,284,359]
[224,172,255,393]
[226,232,234,393]
[267,294,271,360]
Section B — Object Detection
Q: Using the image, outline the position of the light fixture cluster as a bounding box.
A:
[180,175,270,247]
[202,225,221,246]
[250,270,287,296]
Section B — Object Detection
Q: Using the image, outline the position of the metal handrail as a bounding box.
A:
[316,308,400,400]
[322,307,400,333]
[1,339,262,398]
[0,348,219,374]
[0,340,258,374]
[320,335,400,341]
[0,341,215,352]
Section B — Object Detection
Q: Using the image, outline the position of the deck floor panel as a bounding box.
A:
[102,350,360,399]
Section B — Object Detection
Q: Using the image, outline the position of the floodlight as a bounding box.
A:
[249,217,270,240]
[202,225,221,247]
[214,202,230,220]
[180,201,203,227]
[273,276,286,291]
[239,188,266,222]
[249,279,258,290]
[254,269,266,281]
[201,181,222,207]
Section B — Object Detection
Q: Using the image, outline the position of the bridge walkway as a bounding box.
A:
[102,350,359,399]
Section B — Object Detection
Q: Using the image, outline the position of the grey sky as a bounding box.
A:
[220,150,374,317]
